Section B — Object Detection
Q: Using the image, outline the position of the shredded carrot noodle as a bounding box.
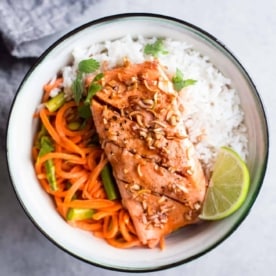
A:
[32,81,153,249]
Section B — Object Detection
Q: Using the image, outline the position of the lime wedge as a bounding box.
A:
[199,146,250,220]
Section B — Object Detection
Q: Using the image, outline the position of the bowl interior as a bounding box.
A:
[6,14,268,272]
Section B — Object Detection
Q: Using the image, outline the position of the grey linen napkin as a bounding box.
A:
[0,0,100,58]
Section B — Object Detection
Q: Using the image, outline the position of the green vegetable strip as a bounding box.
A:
[45,92,66,112]
[35,124,47,148]
[71,59,101,105]
[38,136,54,157]
[101,163,118,200]
[37,136,57,191]
[45,159,58,191]
[68,121,81,130]
[66,208,95,221]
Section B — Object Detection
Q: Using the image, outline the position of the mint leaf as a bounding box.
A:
[172,68,197,91]
[144,38,168,57]
[78,58,100,73]
[71,72,83,104]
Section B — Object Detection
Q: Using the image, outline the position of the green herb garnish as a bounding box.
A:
[85,83,102,105]
[144,38,168,57]
[71,58,101,104]
[172,68,197,91]
[78,58,100,73]
[84,73,104,105]
[75,71,103,119]
[71,72,83,104]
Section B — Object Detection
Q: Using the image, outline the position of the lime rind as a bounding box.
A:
[199,147,250,220]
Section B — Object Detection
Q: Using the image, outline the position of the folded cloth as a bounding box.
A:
[0,0,100,58]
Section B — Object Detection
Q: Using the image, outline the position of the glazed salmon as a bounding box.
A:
[115,177,200,248]
[91,60,207,247]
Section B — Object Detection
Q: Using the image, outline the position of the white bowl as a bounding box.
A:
[6,13,269,272]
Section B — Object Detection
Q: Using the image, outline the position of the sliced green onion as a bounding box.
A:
[45,159,58,191]
[68,121,81,130]
[66,208,95,221]
[45,92,66,112]
[37,136,57,191]
[101,163,119,200]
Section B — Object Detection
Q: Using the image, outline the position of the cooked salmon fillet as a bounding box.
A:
[91,60,207,247]
[115,178,199,248]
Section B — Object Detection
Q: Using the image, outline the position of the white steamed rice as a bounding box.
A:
[58,35,248,175]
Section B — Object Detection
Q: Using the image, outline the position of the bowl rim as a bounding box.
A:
[5,12,269,272]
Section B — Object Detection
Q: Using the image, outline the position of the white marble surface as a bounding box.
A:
[1,0,276,275]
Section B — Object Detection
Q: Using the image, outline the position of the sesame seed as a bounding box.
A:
[142,201,147,210]
[175,132,187,139]
[166,110,174,121]
[132,183,141,191]
[146,136,154,147]
[137,163,143,177]
[152,120,167,128]
[153,127,164,134]
[185,213,192,221]
[120,109,125,116]
[139,130,147,138]
[168,167,175,173]
[158,196,166,203]
[194,202,201,210]
[143,99,154,106]
[136,114,144,127]
[143,80,158,92]
[186,169,193,176]
[170,115,177,126]
[109,135,118,141]
[154,133,163,140]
